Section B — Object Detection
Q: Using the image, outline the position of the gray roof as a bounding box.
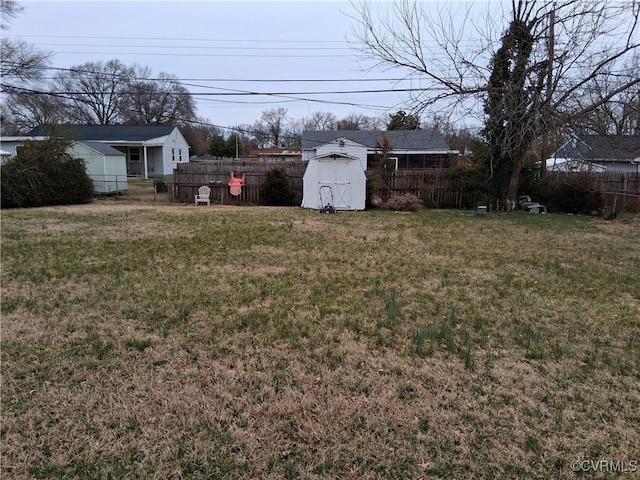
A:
[301,130,451,151]
[554,135,640,161]
[28,124,178,142]
[78,141,126,156]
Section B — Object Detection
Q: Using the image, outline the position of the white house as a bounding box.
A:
[301,144,367,211]
[0,136,48,161]
[547,135,640,174]
[27,125,190,178]
[67,141,128,194]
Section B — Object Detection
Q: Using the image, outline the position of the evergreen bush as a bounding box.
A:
[446,165,489,209]
[261,168,295,206]
[524,172,602,215]
[1,139,94,209]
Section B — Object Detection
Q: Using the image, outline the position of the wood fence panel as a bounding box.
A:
[173,162,306,205]
[598,174,640,213]
[172,163,639,212]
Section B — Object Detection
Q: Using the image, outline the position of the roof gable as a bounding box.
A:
[302,130,451,151]
[313,152,361,161]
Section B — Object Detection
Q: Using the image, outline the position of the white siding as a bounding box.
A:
[0,137,48,162]
[67,142,128,193]
[159,128,190,175]
[316,139,367,171]
[302,153,366,211]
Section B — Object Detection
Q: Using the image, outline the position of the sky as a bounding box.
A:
[4,0,430,130]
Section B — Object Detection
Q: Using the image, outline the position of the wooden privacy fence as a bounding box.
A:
[596,173,640,213]
[173,163,467,207]
[173,162,306,205]
[383,169,466,208]
[172,162,639,212]
[539,171,640,213]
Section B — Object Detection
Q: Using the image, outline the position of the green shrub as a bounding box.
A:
[446,165,490,209]
[418,185,435,208]
[523,172,602,215]
[1,139,94,209]
[261,168,295,206]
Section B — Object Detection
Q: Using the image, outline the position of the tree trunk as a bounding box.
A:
[506,155,524,210]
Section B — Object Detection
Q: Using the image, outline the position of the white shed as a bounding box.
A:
[67,141,128,194]
[301,152,366,211]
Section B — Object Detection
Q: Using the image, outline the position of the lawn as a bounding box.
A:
[1,202,639,479]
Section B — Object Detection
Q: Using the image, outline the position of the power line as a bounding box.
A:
[0,63,422,109]
[4,76,414,83]
[6,34,351,44]
[47,51,354,58]
[28,43,351,52]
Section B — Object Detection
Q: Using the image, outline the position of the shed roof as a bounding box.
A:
[28,125,178,142]
[76,141,126,156]
[301,129,451,151]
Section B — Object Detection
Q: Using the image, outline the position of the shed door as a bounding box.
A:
[319,159,351,209]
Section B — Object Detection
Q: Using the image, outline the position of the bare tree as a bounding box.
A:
[252,108,289,147]
[420,112,456,137]
[301,111,338,131]
[52,60,133,125]
[5,59,199,129]
[350,0,640,208]
[336,112,382,130]
[234,125,259,155]
[120,67,196,126]
[285,118,304,149]
[0,0,51,90]
[2,90,66,133]
[570,55,640,136]
[0,0,21,26]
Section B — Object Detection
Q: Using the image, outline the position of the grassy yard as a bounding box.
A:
[1,202,639,479]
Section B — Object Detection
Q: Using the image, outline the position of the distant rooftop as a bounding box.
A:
[28,125,179,142]
[554,135,640,161]
[301,130,452,151]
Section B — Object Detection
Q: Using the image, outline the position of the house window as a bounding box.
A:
[179,149,183,162]
[15,145,25,156]
[129,147,141,163]
[172,148,176,162]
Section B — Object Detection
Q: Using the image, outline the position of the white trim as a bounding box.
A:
[143,143,148,180]
[0,136,47,142]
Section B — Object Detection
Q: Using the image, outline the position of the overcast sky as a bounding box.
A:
[6,0,435,129]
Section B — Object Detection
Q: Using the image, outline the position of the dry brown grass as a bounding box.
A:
[1,202,639,479]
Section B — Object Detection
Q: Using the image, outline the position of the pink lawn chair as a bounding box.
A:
[228,172,245,196]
